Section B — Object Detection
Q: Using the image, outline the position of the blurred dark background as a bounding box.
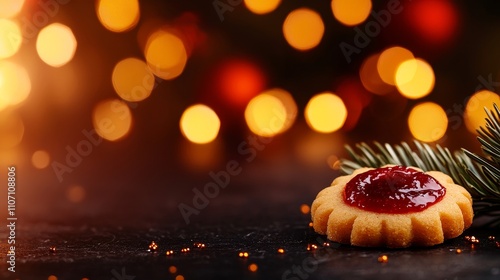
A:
[2,0,500,227]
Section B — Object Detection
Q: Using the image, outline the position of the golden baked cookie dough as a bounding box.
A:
[311,166,473,248]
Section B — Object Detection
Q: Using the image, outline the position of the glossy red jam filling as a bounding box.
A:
[344,166,446,214]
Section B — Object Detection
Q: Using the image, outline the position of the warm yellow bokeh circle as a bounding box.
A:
[180,104,221,144]
[408,102,448,142]
[331,0,372,26]
[305,92,347,133]
[96,0,140,32]
[283,8,324,51]
[464,90,500,134]
[92,99,133,141]
[395,58,435,99]
[245,93,288,137]
[244,0,281,14]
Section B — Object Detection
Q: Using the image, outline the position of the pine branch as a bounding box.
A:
[340,105,500,225]
[340,141,500,223]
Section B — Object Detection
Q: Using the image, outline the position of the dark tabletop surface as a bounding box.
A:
[1,212,499,280]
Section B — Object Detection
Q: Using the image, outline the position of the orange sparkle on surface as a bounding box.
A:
[165,250,174,256]
[456,249,462,254]
[277,248,285,254]
[464,235,480,248]
[248,263,258,272]
[306,244,318,251]
[239,252,249,258]
[194,242,206,248]
[148,241,158,252]
[181,248,190,253]
[300,204,310,214]
[378,255,388,263]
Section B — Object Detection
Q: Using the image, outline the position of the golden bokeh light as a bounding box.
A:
[67,185,86,203]
[464,90,500,134]
[395,58,435,99]
[36,23,77,67]
[180,104,221,144]
[0,110,24,148]
[32,150,50,169]
[359,53,393,95]
[305,92,347,133]
[0,0,24,18]
[0,61,31,110]
[0,19,22,59]
[112,57,155,102]
[331,0,372,26]
[245,93,288,137]
[377,46,414,85]
[145,30,188,80]
[262,88,297,133]
[283,8,324,51]
[96,0,140,32]
[92,99,133,141]
[244,0,281,15]
[408,102,448,142]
